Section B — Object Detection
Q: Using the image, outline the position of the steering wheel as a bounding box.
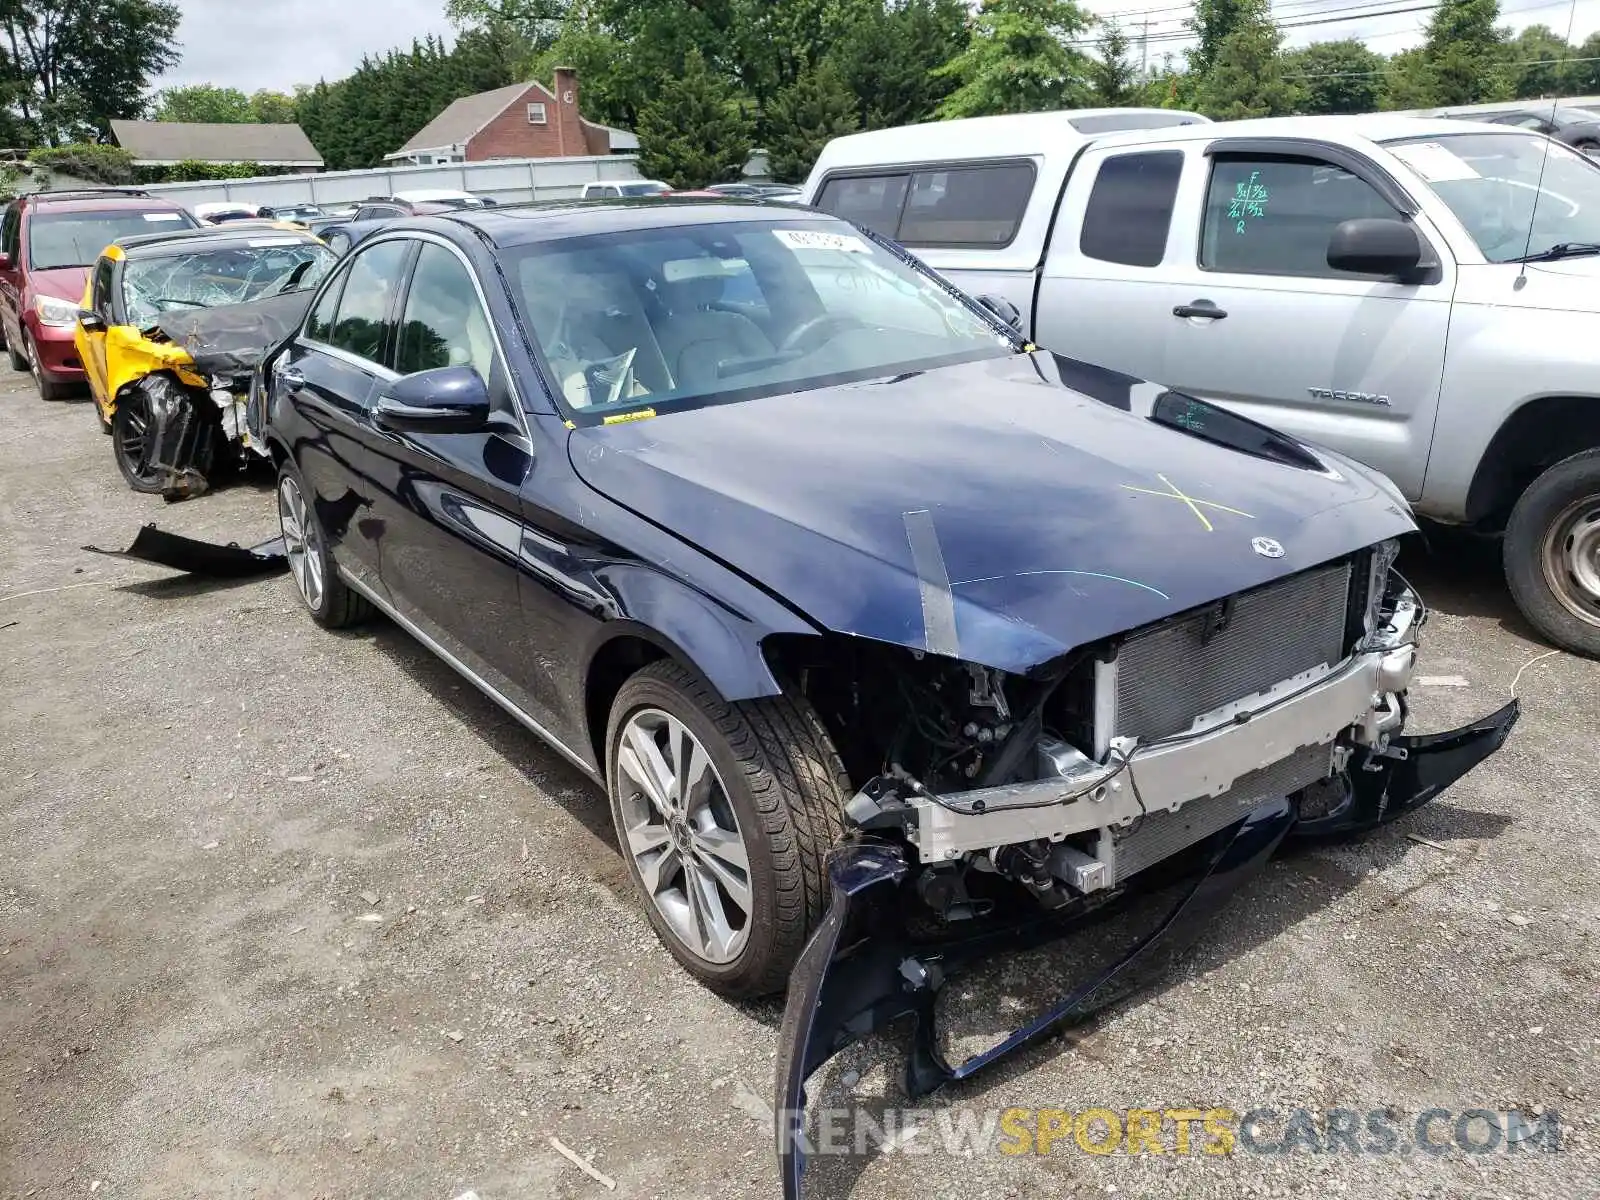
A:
[778,314,855,354]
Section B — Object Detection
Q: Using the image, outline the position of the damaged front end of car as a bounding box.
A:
[114,292,312,502]
[770,546,1517,1198]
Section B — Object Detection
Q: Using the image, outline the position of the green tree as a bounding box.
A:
[1381,47,1438,109]
[1192,2,1300,120]
[1568,30,1600,94]
[935,0,1093,119]
[1089,17,1138,106]
[636,47,752,189]
[825,0,970,130]
[1508,24,1571,99]
[1186,0,1255,79]
[1422,0,1510,106]
[2,0,182,142]
[1282,39,1386,115]
[154,84,253,123]
[765,59,857,182]
[249,90,298,123]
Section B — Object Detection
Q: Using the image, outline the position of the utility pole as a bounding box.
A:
[1139,18,1150,82]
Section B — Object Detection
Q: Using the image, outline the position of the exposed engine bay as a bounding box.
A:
[770,542,1520,1198]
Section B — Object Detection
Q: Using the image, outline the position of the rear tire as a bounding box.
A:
[605,660,847,998]
[276,459,373,629]
[1504,448,1600,658]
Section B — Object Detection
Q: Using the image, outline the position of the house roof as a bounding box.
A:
[394,81,545,156]
[110,120,323,166]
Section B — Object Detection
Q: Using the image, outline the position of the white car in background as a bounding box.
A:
[581,179,672,199]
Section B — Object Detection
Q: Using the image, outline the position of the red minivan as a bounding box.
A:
[0,189,199,399]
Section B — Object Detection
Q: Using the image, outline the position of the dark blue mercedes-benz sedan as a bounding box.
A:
[251,200,1514,1190]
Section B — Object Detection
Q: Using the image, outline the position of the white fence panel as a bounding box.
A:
[134,154,643,210]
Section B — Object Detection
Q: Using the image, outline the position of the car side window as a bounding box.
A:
[305,269,344,342]
[897,162,1035,248]
[815,173,909,239]
[325,239,409,365]
[1079,150,1184,268]
[0,204,17,260]
[395,243,496,381]
[1200,155,1401,279]
[90,257,115,318]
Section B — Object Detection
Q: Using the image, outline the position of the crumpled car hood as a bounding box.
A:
[153,289,316,376]
[569,352,1416,671]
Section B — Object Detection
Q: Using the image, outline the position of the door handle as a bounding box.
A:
[1173,300,1228,320]
[278,365,305,393]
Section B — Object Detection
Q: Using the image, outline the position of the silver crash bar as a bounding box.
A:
[905,587,1421,862]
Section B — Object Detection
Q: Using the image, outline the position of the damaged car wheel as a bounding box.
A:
[276,461,372,629]
[110,390,164,493]
[605,661,847,999]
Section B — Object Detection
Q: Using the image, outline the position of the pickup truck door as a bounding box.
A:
[1138,137,1455,501]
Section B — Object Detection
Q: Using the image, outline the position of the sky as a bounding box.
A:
[152,0,1600,95]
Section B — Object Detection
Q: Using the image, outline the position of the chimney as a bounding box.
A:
[552,67,584,158]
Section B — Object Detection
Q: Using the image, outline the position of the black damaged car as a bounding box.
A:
[248,201,1516,1194]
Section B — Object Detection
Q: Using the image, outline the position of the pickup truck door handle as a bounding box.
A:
[1173,300,1227,320]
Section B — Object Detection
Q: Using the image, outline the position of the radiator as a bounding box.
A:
[1111,740,1333,883]
[1113,561,1353,743]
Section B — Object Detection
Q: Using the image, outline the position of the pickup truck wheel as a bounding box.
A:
[605,660,847,999]
[1504,449,1600,657]
[276,460,373,629]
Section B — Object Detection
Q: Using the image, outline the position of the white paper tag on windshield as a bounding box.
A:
[1389,142,1480,182]
[247,237,301,247]
[774,229,870,253]
[142,212,184,221]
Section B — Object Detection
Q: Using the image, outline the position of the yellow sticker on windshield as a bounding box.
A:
[602,408,656,425]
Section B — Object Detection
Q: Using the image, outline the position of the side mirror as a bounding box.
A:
[374,364,491,434]
[976,293,1022,329]
[77,308,105,331]
[1327,218,1424,279]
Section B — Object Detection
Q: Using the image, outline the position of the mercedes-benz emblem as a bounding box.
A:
[1252,536,1285,559]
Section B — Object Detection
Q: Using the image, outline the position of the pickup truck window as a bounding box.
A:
[1080,151,1183,268]
[816,161,1036,248]
[1386,132,1600,263]
[1200,155,1397,278]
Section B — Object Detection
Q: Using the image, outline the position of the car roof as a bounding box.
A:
[21,192,190,215]
[1086,111,1533,151]
[810,108,1209,170]
[114,225,323,261]
[388,198,820,249]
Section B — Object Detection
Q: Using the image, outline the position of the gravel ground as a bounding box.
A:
[2,366,1597,1200]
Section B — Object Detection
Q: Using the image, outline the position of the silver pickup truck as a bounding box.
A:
[803,110,1600,657]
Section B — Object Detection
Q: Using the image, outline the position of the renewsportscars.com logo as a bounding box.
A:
[997,1107,1562,1157]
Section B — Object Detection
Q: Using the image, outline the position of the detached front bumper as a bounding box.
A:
[776,697,1518,1198]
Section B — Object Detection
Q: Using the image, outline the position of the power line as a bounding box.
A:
[1082,0,1582,47]
[1282,51,1600,78]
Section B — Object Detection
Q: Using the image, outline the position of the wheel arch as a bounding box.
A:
[1465,394,1600,526]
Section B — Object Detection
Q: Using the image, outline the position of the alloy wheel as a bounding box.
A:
[615,707,752,965]
[113,393,160,487]
[278,474,325,611]
[1541,494,1600,629]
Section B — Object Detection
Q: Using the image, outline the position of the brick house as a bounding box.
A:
[385,70,636,166]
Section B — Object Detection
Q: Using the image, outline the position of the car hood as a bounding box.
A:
[568,352,1415,672]
[152,290,317,376]
[28,266,89,303]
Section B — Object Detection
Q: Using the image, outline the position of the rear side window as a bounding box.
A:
[326,239,409,365]
[1079,151,1184,268]
[817,163,1036,248]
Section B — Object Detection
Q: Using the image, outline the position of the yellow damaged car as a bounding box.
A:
[75,226,334,499]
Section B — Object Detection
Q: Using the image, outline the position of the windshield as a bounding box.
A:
[28,209,195,269]
[122,241,335,327]
[1387,132,1600,262]
[507,218,1016,418]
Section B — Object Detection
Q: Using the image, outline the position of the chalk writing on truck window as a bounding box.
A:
[1228,170,1269,234]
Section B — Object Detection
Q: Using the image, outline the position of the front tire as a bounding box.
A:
[26,333,72,400]
[110,390,163,493]
[605,660,847,998]
[1504,448,1600,657]
[276,459,372,629]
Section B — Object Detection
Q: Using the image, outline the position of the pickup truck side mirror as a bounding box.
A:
[78,307,105,332]
[976,293,1022,329]
[1327,218,1424,280]
[374,364,491,434]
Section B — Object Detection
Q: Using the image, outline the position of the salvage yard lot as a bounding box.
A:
[2,365,1598,1200]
